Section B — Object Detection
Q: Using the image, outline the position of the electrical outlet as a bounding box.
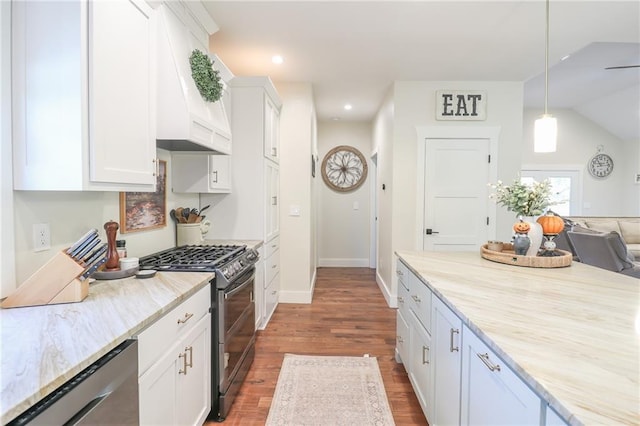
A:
[33,223,51,252]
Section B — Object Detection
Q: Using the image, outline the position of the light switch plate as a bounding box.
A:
[289,205,301,216]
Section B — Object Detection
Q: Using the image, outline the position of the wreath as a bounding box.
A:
[189,49,223,103]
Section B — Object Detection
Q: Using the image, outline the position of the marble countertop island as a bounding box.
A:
[396,250,639,426]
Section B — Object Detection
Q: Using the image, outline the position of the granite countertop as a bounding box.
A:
[0,270,214,424]
[396,250,639,426]
[0,239,263,424]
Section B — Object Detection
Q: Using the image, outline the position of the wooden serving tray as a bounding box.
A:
[480,243,572,268]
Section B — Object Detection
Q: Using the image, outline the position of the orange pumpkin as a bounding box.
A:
[537,213,564,235]
[513,220,531,234]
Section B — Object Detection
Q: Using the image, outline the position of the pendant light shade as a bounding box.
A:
[534,114,557,152]
[534,0,557,153]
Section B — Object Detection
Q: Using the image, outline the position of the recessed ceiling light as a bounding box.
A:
[272,55,284,64]
[344,104,352,110]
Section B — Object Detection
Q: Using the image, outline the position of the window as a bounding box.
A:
[521,168,582,216]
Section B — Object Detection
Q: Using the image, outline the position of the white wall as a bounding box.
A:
[276,82,317,303]
[523,108,640,216]
[317,121,372,267]
[12,149,198,285]
[374,81,524,305]
[372,91,395,303]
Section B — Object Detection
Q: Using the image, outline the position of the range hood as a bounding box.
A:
[155,4,232,153]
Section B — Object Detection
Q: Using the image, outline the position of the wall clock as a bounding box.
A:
[321,145,368,192]
[588,147,614,179]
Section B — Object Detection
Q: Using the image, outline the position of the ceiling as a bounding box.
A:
[203,1,640,141]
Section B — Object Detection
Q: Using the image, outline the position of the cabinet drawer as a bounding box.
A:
[265,273,279,322]
[461,326,541,425]
[137,285,211,375]
[265,236,280,259]
[397,273,411,319]
[409,272,432,334]
[396,260,409,291]
[265,251,280,287]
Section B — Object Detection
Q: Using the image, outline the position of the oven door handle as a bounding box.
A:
[224,267,256,299]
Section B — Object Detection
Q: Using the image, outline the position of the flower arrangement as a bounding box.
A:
[489,177,554,217]
[189,49,223,103]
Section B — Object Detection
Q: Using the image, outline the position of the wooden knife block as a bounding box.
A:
[1,251,89,309]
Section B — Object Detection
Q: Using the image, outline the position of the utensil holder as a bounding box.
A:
[1,251,89,308]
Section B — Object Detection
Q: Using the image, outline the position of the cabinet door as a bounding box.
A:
[176,314,211,426]
[395,309,410,365]
[139,345,178,425]
[432,296,462,426]
[461,326,541,426]
[90,0,155,185]
[409,311,433,421]
[266,163,280,241]
[209,155,231,192]
[263,96,280,163]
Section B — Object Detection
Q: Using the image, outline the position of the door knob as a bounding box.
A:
[425,229,440,235]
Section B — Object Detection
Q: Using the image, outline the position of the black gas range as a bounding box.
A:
[138,244,259,288]
[139,244,259,420]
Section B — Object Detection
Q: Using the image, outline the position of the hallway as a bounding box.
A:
[213,267,427,425]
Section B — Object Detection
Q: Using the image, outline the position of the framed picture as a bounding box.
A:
[119,160,167,233]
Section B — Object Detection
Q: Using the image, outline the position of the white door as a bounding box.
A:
[423,138,491,251]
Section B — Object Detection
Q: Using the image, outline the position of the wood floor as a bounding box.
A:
[207,267,427,425]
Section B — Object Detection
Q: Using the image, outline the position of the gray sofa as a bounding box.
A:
[566,230,640,278]
[565,216,640,258]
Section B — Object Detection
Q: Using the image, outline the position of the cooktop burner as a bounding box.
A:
[138,245,246,272]
[139,244,260,288]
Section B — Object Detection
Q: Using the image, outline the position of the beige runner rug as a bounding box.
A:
[265,354,396,426]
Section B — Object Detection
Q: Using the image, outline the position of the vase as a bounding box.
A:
[521,215,543,256]
[513,233,531,255]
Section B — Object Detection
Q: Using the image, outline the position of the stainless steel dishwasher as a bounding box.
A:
[7,340,139,425]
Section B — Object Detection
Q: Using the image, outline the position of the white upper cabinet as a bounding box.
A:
[155,4,232,154]
[171,153,231,193]
[12,0,157,191]
[264,96,280,163]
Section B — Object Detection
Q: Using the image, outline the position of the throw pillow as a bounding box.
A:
[585,220,622,235]
[571,225,601,235]
[619,221,640,244]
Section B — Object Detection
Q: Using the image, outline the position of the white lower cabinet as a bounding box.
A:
[396,258,544,426]
[432,296,462,426]
[408,310,433,420]
[460,327,541,425]
[259,236,280,329]
[395,309,410,366]
[137,285,211,426]
[254,246,265,330]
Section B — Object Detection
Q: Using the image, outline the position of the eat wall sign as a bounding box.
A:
[436,90,487,121]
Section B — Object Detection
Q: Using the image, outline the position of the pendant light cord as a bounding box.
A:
[544,0,550,115]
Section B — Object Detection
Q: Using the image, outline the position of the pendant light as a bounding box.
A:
[534,0,557,153]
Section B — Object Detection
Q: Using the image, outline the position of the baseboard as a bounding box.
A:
[376,270,396,308]
[279,288,313,304]
[318,258,369,267]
